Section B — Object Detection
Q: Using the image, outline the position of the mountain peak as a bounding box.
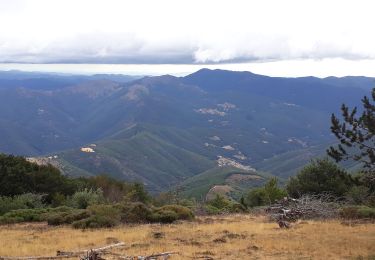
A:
[187,68,256,77]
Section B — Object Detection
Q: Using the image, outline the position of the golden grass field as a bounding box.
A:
[0,215,374,260]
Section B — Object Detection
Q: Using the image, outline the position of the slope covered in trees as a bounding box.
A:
[0,69,372,192]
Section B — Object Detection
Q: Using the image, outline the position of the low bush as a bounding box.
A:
[149,209,179,223]
[154,205,194,220]
[0,200,194,227]
[205,195,247,215]
[345,186,371,205]
[72,215,118,229]
[207,195,231,209]
[149,205,194,223]
[340,206,375,219]
[46,209,89,225]
[0,208,49,224]
[68,188,105,209]
[0,206,89,225]
[226,203,247,213]
[204,204,221,215]
[70,204,121,229]
[117,203,195,224]
[118,202,152,223]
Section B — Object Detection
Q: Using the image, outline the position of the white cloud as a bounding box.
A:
[2,58,375,77]
[0,0,374,66]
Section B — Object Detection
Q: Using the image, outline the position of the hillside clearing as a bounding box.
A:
[0,215,374,259]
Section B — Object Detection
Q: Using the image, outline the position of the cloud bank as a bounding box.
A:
[0,0,374,64]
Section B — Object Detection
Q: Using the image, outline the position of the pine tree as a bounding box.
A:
[327,88,375,170]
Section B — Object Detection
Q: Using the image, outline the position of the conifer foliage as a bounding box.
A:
[327,88,375,170]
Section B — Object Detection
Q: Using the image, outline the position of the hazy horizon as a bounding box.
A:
[2,58,375,78]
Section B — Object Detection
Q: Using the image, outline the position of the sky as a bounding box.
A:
[0,0,375,77]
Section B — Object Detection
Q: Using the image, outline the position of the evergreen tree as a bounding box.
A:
[286,159,354,197]
[327,88,375,170]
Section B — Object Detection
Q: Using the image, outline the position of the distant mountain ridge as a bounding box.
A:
[0,69,372,194]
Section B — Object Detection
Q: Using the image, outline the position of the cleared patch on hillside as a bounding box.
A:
[205,185,233,200]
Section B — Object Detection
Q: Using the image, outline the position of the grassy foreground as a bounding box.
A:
[0,215,374,260]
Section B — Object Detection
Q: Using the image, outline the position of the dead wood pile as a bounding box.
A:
[266,194,342,228]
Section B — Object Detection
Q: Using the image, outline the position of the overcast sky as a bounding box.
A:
[1,0,375,77]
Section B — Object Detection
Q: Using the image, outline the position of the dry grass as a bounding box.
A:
[0,215,374,259]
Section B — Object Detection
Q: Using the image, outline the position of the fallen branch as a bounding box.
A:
[0,256,72,260]
[144,252,177,260]
[107,251,178,260]
[0,242,126,260]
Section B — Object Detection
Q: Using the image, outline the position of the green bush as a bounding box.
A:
[70,204,121,229]
[87,204,121,221]
[226,203,247,213]
[0,193,46,215]
[345,186,371,205]
[149,209,178,223]
[204,204,221,215]
[205,194,248,214]
[245,178,287,207]
[207,194,231,209]
[0,208,49,224]
[245,188,267,207]
[72,215,118,229]
[68,188,105,209]
[123,183,150,203]
[340,206,375,219]
[154,205,194,220]
[46,209,89,225]
[117,203,194,224]
[51,192,67,207]
[177,199,197,210]
[119,202,152,223]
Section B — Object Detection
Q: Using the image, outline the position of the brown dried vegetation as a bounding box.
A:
[0,215,374,260]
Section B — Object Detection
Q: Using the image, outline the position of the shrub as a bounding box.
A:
[226,203,247,213]
[0,208,49,224]
[340,206,375,219]
[245,178,287,207]
[68,188,105,209]
[204,205,221,215]
[119,202,152,223]
[149,209,178,223]
[0,193,46,215]
[177,199,197,210]
[207,195,231,210]
[123,183,150,203]
[46,209,89,225]
[154,205,194,220]
[87,204,121,221]
[51,192,66,207]
[245,188,267,207]
[205,194,248,214]
[345,186,371,205]
[72,215,118,229]
[70,204,121,229]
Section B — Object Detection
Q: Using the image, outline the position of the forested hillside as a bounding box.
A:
[0,69,372,192]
